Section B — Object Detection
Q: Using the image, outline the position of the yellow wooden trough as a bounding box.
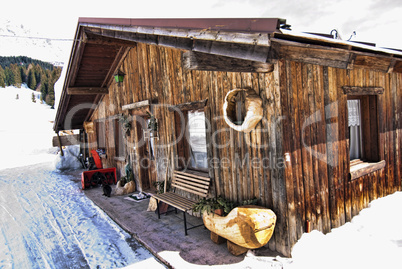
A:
[202,205,276,250]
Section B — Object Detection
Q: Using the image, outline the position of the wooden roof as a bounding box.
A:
[54,27,130,131]
[54,18,284,131]
[54,17,402,131]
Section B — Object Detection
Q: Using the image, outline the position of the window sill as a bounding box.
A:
[349,160,386,181]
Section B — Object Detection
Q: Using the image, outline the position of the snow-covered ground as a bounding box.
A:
[287,192,402,269]
[0,85,401,268]
[0,85,57,170]
[0,85,165,268]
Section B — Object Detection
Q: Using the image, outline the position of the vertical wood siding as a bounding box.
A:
[87,43,401,257]
[279,59,402,255]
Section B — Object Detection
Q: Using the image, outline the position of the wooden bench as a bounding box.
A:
[153,170,211,235]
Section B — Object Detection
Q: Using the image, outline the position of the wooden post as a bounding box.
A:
[56,132,64,156]
[227,240,248,256]
[210,231,226,245]
[306,220,311,233]
[164,145,171,193]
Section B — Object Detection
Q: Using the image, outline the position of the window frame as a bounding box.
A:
[343,86,385,180]
[173,100,209,173]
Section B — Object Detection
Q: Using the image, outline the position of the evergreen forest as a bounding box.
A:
[0,56,62,108]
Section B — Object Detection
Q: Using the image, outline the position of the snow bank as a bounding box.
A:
[54,145,82,171]
[288,192,402,269]
[0,85,83,171]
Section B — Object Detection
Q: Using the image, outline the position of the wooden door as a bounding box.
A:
[135,116,156,191]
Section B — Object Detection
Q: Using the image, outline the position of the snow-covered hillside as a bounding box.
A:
[0,18,70,64]
[0,85,57,169]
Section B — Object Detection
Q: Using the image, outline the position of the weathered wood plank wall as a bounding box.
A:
[87,43,401,257]
[279,59,402,255]
[87,42,287,253]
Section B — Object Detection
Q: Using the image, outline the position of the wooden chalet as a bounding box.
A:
[54,18,402,256]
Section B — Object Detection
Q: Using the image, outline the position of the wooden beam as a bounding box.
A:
[393,60,402,73]
[52,134,80,147]
[84,27,270,63]
[183,51,274,73]
[271,38,350,69]
[192,39,270,63]
[270,38,402,74]
[346,53,356,70]
[103,46,131,87]
[68,31,87,87]
[168,99,208,112]
[122,100,150,111]
[353,54,392,73]
[342,86,384,95]
[67,87,108,95]
[387,58,397,73]
[84,31,137,47]
[83,121,94,133]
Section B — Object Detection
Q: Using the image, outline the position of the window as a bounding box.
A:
[343,86,385,180]
[174,105,208,172]
[187,110,208,170]
[347,99,363,160]
[347,95,379,163]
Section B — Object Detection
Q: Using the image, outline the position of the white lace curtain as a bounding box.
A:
[347,100,363,160]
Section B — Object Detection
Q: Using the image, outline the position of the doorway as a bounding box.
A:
[135,116,156,191]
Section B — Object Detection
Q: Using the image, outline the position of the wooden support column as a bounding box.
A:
[56,132,64,156]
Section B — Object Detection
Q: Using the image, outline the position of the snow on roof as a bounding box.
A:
[279,29,402,58]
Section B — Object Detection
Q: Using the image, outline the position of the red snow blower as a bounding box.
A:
[81,150,117,190]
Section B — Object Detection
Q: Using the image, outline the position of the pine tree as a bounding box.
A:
[0,66,5,87]
[46,91,55,109]
[28,70,36,90]
[40,81,48,102]
[4,68,15,86]
[0,56,61,106]
[20,66,27,85]
[34,64,42,86]
[10,64,22,87]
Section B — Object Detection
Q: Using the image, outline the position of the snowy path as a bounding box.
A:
[0,163,161,268]
[0,86,164,268]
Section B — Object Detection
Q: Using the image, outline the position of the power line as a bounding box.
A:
[0,34,79,42]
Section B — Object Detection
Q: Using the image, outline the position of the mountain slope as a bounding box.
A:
[0,18,70,64]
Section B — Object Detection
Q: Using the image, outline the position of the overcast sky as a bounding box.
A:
[1,0,401,62]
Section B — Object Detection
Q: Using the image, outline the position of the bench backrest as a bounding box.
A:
[172,171,210,198]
